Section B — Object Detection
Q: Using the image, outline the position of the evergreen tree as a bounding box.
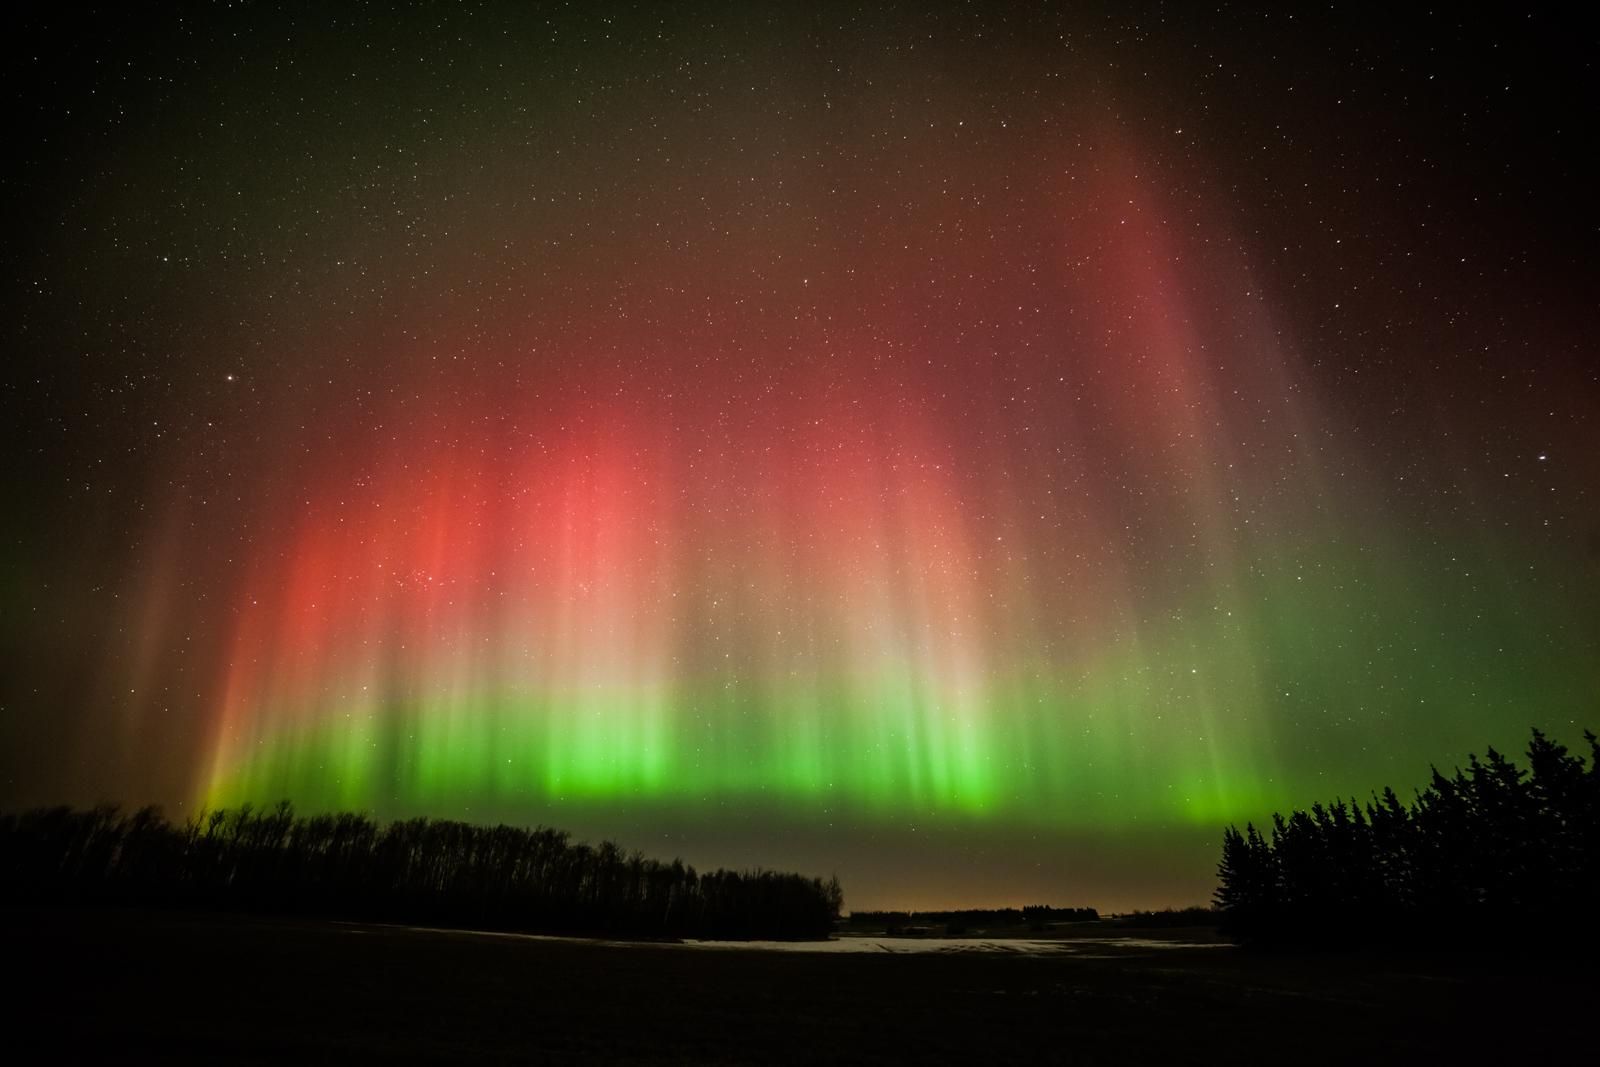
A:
[1212,726,1598,948]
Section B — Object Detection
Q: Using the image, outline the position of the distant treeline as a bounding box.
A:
[1215,728,1600,947]
[852,905,1098,934]
[0,802,844,941]
[1120,906,1217,928]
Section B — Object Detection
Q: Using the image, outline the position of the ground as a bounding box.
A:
[6,907,1591,1063]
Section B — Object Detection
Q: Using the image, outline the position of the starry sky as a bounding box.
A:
[3,3,1596,911]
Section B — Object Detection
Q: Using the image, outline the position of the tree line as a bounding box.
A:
[1215,727,1600,946]
[851,905,1098,935]
[1120,906,1216,928]
[0,802,844,941]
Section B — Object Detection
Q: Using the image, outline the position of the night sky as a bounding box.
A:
[3,3,1595,911]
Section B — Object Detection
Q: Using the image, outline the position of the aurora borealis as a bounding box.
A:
[3,4,1595,910]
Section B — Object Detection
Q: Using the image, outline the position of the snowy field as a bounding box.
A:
[384,923,1231,955]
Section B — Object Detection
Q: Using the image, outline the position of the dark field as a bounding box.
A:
[6,907,1591,1064]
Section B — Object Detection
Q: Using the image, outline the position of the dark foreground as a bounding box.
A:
[6,907,1592,1064]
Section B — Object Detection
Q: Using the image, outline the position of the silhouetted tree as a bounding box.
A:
[1215,727,1599,948]
[0,804,844,941]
